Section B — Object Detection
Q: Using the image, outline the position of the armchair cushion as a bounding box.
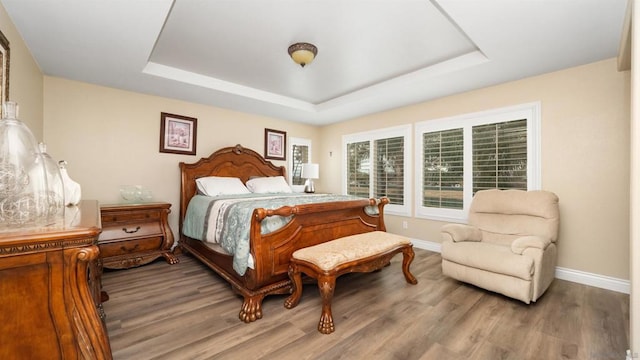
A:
[511,235,552,255]
[441,240,534,281]
[469,189,560,243]
[441,224,482,242]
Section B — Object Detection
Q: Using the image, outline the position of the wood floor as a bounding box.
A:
[102,249,629,360]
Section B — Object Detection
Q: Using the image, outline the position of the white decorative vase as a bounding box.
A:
[58,160,81,206]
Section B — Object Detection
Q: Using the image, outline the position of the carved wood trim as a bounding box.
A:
[0,238,92,255]
[177,145,388,323]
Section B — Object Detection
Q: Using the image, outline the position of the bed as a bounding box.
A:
[177,144,388,323]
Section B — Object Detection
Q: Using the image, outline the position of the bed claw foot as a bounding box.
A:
[239,295,264,323]
[318,313,335,334]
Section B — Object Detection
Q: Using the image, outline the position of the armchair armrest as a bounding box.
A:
[511,235,552,254]
[441,224,482,242]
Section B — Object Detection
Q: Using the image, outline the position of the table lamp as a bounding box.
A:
[301,163,319,193]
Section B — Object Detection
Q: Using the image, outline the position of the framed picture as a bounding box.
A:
[0,29,10,102]
[159,112,197,155]
[264,128,286,160]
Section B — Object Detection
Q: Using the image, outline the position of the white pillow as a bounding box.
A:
[195,176,251,196]
[246,176,292,194]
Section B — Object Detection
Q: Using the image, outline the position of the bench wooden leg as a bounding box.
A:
[317,275,336,334]
[284,263,302,309]
[402,246,418,285]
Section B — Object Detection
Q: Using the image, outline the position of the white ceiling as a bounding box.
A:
[0,0,628,125]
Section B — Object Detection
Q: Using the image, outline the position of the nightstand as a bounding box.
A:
[98,202,179,269]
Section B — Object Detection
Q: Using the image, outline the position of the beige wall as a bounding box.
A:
[4,0,631,282]
[0,2,43,139]
[43,77,321,236]
[319,58,631,280]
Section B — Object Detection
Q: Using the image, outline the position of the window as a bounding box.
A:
[346,141,370,198]
[422,128,464,209]
[473,119,528,192]
[288,137,311,192]
[343,125,411,216]
[415,102,540,222]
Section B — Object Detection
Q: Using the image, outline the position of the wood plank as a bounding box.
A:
[580,285,630,359]
[101,249,629,359]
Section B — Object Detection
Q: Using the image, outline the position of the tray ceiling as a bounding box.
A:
[0,0,628,125]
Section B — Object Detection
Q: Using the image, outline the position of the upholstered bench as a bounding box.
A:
[284,231,418,334]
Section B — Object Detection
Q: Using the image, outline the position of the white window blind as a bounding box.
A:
[288,137,311,192]
[346,141,370,198]
[422,129,463,209]
[343,125,411,216]
[472,119,527,192]
[291,144,309,186]
[374,136,404,205]
[415,102,540,222]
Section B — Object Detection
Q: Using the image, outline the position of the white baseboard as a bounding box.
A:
[410,238,441,253]
[554,267,630,294]
[409,238,630,294]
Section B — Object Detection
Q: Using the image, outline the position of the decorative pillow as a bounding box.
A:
[195,176,251,196]
[246,176,293,194]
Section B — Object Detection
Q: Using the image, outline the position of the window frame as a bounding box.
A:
[342,124,412,216]
[415,102,541,222]
[288,137,312,193]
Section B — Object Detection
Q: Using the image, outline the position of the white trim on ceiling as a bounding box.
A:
[143,50,489,114]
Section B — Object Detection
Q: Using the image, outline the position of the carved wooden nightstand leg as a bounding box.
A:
[172,244,184,255]
[317,275,336,334]
[163,252,180,265]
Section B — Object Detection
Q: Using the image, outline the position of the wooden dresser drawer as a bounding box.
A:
[99,236,163,258]
[99,221,162,242]
[101,210,161,224]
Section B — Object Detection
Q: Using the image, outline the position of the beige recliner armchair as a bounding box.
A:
[440,189,560,303]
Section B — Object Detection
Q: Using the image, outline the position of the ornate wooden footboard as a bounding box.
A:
[177,144,388,322]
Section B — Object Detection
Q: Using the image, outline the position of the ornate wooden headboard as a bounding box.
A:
[178,144,286,233]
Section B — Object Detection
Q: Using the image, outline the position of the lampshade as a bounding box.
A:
[301,163,319,179]
[288,43,317,67]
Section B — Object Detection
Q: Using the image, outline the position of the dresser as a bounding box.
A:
[0,200,112,360]
[98,202,178,269]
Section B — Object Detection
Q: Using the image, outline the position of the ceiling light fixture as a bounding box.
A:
[288,42,317,68]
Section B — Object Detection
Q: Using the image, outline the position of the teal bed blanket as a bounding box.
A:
[182,193,377,275]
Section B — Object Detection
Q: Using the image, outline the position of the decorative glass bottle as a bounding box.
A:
[0,101,64,228]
